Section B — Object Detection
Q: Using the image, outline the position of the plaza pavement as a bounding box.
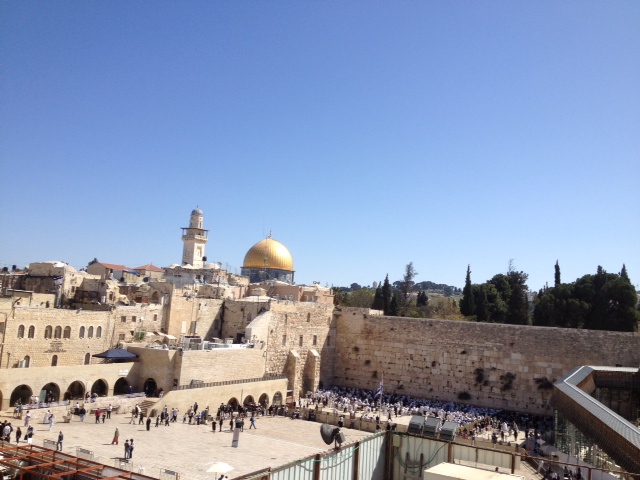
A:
[3,410,542,479]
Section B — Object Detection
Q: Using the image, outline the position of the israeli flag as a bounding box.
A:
[375,380,383,397]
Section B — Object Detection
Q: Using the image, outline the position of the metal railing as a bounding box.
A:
[171,374,286,391]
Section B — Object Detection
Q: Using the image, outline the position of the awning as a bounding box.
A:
[92,349,138,360]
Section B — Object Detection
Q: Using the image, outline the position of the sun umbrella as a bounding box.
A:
[206,462,234,475]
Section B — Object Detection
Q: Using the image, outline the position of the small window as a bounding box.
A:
[84,353,91,365]
[54,326,62,339]
[79,326,85,339]
[45,326,53,339]
[307,313,311,322]
[299,335,303,347]
[118,333,125,341]
[121,316,126,322]
[96,326,102,338]
[313,335,317,346]
[23,355,30,367]
[282,335,286,346]
[88,326,94,338]
[52,355,58,366]
[153,314,158,322]
[132,316,137,322]
[28,325,35,338]
[63,326,71,339]
[17,325,25,338]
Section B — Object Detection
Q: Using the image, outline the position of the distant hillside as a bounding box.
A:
[337,280,460,297]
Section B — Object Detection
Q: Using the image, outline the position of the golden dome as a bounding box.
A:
[242,237,294,271]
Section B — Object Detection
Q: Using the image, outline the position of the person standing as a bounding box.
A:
[79,406,86,422]
[128,439,134,459]
[112,428,119,445]
[26,425,34,445]
[15,426,22,444]
[95,408,101,424]
[212,421,216,433]
[146,417,151,431]
[107,404,112,419]
[49,413,55,431]
[139,413,144,425]
[57,431,63,451]
[124,440,130,459]
[24,410,31,427]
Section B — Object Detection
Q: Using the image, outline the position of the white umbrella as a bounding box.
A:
[206,462,234,476]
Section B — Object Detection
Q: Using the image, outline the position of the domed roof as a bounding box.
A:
[243,237,294,271]
[191,208,203,215]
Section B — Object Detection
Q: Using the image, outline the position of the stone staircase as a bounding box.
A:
[139,398,158,416]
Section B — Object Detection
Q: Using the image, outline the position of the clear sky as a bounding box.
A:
[1,2,638,291]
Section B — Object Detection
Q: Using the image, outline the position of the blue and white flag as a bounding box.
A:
[375,380,383,397]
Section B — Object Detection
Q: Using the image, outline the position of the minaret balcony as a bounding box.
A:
[182,233,208,241]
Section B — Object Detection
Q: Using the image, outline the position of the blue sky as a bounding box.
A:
[1,2,638,291]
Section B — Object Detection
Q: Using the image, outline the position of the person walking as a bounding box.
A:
[249,416,256,429]
[112,428,119,445]
[48,413,55,431]
[138,413,144,425]
[57,431,63,451]
[15,426,22,444]
[26,425,34,445]
[212,420,216,433]
[23,410,31,427]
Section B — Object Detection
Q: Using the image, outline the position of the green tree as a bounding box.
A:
[620,264,629,281]
[332,287,347,306]
[388,293,399,316]
[460,265,475,316]
[473,285,488,322]
[506,263,530,325]
[401,262,418,301]
[554,260,561,287]
[346,289,375,308]
[371,284,384,311]
[382,274,392,315]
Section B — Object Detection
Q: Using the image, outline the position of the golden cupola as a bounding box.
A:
[241,234,295,283]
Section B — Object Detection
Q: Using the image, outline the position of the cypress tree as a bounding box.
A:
[620,264,629,281]
[554,260,561,287]
[382,274,391,315]
[460,265,476,316]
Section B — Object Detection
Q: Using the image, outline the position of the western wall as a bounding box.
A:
[332,308,640,414]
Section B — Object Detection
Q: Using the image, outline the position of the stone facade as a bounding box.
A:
[332,311,640,414]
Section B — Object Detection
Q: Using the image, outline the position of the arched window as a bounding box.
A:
[54,326,62,339]
[88,326,94,338]
[79,326,85,339]
[51,355,58,366]
[96,326,102,338]
[84,353,91,365]
[23,356,30,367]
[63,326,71,339]
[45,326,53,339]
[17,325,25,338]
[28,325,35,338]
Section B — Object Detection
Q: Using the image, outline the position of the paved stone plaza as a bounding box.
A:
[2,410,543,479]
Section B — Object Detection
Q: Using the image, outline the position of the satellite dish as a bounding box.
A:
[320,423,345,449]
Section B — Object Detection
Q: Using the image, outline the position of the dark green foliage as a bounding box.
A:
[371,284,384,311]
[382,275,392,315]
[554,260,561,287]
[388,293,399,316]
[533,266,639,332]
[505,266,530,325]
[460,265,475,316]
[416,291,429,307]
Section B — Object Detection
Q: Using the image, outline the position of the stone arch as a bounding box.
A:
[272,391,283,406]
[17,325,25,338]
[243,395,255,407]
[227,397,239,410]
[143,378,157,397]
[65,381,85,401]
[151,291,160,304]
[10,384,32,406]
[84,353,91,364]
[63,326,71,339]
[258,393,269,407]
[51,355,58,366]
[91,379,108,396]
[28,325,35,338]
[42,382,60,402]
[114,377,129,395]
[45,325,53,339]
[79,326,85,338]
[54,326,62,339]
[88,326,94,338]
[96,326,102,338]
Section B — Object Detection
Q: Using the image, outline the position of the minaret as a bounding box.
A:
[181,208,208,267]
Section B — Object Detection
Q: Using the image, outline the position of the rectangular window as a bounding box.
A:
[132,316,137,322]
[282,335,286,346]
[118,333,126,341]
[153,314,158,322]
[299,335,303,347]
[313,335,317,346]
[121,316,126,322]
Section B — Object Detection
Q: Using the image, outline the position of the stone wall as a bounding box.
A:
[165,294,223,339]
[332,312,640,414]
